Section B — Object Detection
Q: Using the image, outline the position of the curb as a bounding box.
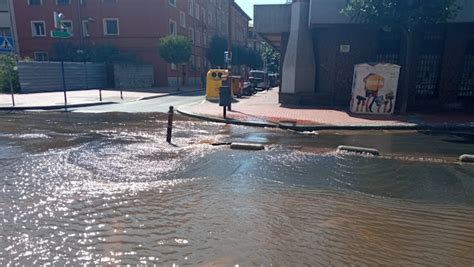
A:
[0,101,117,111]
[137,89,205,101]
[177,106,279,128]
[177,105,474,131]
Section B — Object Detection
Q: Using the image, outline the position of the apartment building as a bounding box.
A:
[13,0,250,87]
[0,0,15,45]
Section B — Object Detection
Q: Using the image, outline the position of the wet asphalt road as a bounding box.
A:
[71,91,205,113]
[1,112,474,265]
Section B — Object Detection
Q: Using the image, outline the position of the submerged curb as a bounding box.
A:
[0,101,117,111]
[177,105,474,131]
[230,143,265,151]
[137,89,205,101]
[337,145,380,156]
[177,106,279,128]
[459,154,474,163]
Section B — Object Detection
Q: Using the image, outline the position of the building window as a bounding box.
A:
[180,11,186,28]
[31,21,46,37]
[208,12,212,26]
[80,0,87,4]
[188,0,194,16]
[28,0,42,5]
[190,55,195,69]
[62,20,73,35]
[196,30,201,46]
[196,56,201,70]
[201,7,206,24]
[34,52,49,61]
[459,40,474,97]
[82,20,90,37]
[459,54,474,97]
[376,31,400,64]
[415,31,444,98]
[103,19,119,36]
[171,63,177,70]
[102,0,117,3]
[195,3,200,20]
[188,27,194,43]
[168,0,176,7]
[203,31,207,47]
[169,20,177,36]
[0,27,11,37]
[56,0,70,5]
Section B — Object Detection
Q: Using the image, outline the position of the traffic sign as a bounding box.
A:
[51,30,72,39]
[0,36,15,53]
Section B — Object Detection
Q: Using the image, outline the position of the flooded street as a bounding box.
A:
[1,113,474,265]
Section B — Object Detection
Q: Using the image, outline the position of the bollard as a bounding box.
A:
[166,106,174,143]
[219,85,231,119]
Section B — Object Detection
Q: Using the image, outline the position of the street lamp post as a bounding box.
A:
[51,12,72,111]
[227,0,233,111]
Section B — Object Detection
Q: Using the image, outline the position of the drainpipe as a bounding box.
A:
[7,0,19,54]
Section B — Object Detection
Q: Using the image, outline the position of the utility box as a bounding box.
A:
[219,86,232,107]
[350,63,401,115]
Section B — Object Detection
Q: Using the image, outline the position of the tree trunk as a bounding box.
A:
[400,27,415,114]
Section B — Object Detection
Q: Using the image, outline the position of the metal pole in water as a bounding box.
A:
[60,40,68,112]
[166,106,174,143]
[223,106,227,119]
[61,59,68,111]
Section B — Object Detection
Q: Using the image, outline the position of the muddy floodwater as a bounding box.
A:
[1,113,474,265]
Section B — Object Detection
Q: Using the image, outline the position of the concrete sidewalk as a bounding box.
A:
[178,88,474,130]
[0,86,203,110]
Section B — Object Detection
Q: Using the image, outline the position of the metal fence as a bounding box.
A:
[18,61,107,93]
[113,64,154,89]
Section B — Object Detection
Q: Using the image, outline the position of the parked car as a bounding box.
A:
[249,70,269,91]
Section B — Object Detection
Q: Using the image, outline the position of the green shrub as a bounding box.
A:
[0,55,20,94]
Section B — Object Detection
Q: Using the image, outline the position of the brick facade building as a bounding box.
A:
[255,0,474,112]
[13,0,249,87]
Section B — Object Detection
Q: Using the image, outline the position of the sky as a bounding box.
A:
[235,0,288,20]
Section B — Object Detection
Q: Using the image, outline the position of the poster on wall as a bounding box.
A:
[350,63,401,115]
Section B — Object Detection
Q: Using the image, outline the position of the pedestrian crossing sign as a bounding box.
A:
[2,39,11,49]
[0,37,14,53]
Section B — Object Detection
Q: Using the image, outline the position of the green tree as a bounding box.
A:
[157,35,192,90]
[206,35,228,68]
[261,43,280,73]
[247,49,264,70]
[0,55,20,94]
[341,0,460,113]
[231,44,248,67]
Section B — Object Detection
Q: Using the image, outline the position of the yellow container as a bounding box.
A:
[206,69,229,100]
